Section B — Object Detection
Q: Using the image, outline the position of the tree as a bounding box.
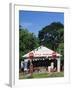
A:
[38,22,64,69]
[38,22,64,51]
[19,26,39,63]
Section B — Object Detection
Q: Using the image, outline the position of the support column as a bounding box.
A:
[24,59,28,72]
[30,60,33,77]
[57,58,60,72]
[51,62,54,69]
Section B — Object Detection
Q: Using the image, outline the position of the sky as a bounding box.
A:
[19,10,64,37]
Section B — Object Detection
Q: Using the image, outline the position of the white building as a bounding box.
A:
[22,46,62,72]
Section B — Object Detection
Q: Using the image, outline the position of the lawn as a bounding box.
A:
[19,72,64,79]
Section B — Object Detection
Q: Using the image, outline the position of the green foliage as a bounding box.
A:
[38,22,64,63]
[19,26,39,62]
[57,43,64,61]
[38,22,64,51]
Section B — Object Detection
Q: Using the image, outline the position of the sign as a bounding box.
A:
[29,52,34,59]
[52,52,56,59]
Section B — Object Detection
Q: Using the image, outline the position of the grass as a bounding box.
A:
[19,72,64,79]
